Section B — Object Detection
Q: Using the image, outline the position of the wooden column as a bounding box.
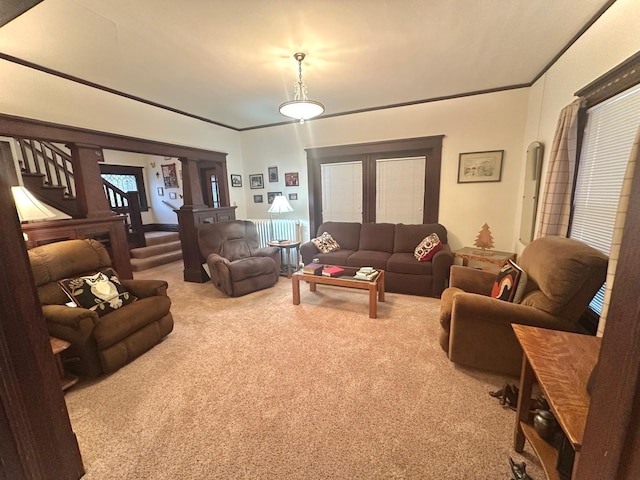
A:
[179,157,207,209]
[68,143,113,218]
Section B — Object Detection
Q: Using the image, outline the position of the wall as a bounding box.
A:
[240,88,529,250]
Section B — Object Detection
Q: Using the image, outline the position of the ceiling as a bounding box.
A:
[0,0,614,131]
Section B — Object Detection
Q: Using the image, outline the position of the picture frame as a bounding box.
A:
[231,174,242,187]
[249,174,264,189]
[161,163,179,188]
[288,193,298,201]
[268,166,278,182]
[169,192,177,200]
[457,150,504,183]
[284,172,299,187]
[253,194,263,203]
[157,186,164,196]
[267,191,282,204]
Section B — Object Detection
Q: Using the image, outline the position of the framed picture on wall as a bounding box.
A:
[457,150,504,183]
[169,192,177,200]
[161,163,179,188]
[253,194,263,203]
[288,193,298,201]
[285,172,299,186]
[268,166,278,182]
[250,174,264,189]
[231,174,242,187]
[267,191,282,204]
[157,187,164,196]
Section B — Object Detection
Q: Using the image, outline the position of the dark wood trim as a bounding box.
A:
[0,0,43,28]
[143,223,179,232]
[99,163,149,210]
[0,113,228,161]
[575,50,640,108]
[0,175,84,480]
[576,133,640,479]
[306,136,443,235]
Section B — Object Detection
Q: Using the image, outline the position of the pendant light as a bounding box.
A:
[279,52,325,124]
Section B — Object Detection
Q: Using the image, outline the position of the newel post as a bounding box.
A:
[68,143,113,218]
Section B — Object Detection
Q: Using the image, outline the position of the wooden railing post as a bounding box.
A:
[68,143,113,218]
[126,191,145,248]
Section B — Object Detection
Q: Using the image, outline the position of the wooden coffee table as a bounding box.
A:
[291,266,385,318]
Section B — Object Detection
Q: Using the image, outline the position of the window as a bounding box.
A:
[570,84,640,314]
[99,164,148,210]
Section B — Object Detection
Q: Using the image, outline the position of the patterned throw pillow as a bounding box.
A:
[490,260,528,303]
[311,232,341,253]
[59,268,137,316]
[414,233,442,261]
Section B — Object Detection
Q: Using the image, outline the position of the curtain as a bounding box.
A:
[597,127,640,336]
[536,99,582,238]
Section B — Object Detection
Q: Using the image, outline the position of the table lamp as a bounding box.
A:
[11,185,56,240]
[267,195,294,241]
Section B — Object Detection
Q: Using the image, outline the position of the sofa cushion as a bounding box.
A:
[229,257,277,282]
[59,268,137,316]
[387,253,433,275]
[316,222,361,251]
[313,250,355,266]
[490,260,528,303]
[347,250,391,270]
[358,223,395,251]
[311,232,341,253]
[414,233,443,261]
[394,223,449,253]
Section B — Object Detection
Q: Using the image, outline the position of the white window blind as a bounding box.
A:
[376,156,426,224]
[321,162,362,222]
[570,84,640,314]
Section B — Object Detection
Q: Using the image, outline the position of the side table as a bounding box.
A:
[267,240,301,278]
[50,337,79,391]
[512,325,600,480]
[454,247,516,273]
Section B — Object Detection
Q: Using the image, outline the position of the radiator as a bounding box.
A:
[247,218,301,247]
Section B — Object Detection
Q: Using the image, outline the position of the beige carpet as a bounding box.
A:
[66,261,544,479]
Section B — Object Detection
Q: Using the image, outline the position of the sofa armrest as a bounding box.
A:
[120,279,169,298]
[431,245,454,297]
[300,241,320,265]
[41,304,99,329]
[449,265,495,295]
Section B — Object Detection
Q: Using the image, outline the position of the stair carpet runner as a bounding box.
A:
[130,232,182,272]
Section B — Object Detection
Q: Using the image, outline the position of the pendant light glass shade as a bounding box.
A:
[279,52,325,124]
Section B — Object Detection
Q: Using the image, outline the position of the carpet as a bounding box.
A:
[66,261,543,479]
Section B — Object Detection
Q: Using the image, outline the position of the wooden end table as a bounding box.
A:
[268,240,301,278]
[50,337,79,391]
[292,267,385,318]
[454,247,516,272]
[512,325,601,480]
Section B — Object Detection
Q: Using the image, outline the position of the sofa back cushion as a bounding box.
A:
[198,221,260,262]
[316,222,361,251]
[358,223,395,251]
[394,223,448,253]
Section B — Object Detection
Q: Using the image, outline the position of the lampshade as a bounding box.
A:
[279,52,325,124]
[268,195,294,214]
[11,186,56,222]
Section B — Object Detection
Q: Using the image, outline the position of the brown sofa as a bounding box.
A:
[29,238,174,377]
[300,222,454,297]
[198,220,281,297]
[438,236,608,376]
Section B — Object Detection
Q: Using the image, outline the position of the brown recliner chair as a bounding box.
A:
[439,236,608,376]
[198,220,281,297]
[29,238,174,377]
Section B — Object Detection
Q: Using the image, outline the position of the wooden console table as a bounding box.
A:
[513,325,601,480]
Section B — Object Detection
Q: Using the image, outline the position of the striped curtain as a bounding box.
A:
[536,99,582,238]
[597,127,640,336]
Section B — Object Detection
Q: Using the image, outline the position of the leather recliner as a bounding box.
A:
[198,220,281,297]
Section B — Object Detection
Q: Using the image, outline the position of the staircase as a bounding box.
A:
[130,232,183,272]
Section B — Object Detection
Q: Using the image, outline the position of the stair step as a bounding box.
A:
[144,231,180,246]
[130,251,183,272]
[130,240,182,259]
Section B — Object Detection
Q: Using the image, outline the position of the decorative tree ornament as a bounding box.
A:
[474,223,494,254]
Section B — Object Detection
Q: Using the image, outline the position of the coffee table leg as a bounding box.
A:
[292,275,300,305]
[309,281,317,292]
[369,284,377,319]
[378,273,385,302]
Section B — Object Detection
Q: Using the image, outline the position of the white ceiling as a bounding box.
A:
[0,0,613,130]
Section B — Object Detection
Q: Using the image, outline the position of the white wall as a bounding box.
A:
[240,89,529,250]
[521,0,640,253]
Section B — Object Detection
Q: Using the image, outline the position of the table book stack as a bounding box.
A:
[354,267,379,281]
[302,263,323,275]
[321,265,345,277]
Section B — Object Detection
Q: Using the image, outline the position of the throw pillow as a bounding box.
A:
[414,233,442,262]
[311,232,341,254]
[59,268,137,316]
[490,259,528,303]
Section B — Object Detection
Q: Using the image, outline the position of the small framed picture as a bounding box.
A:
[288,193,298,201]
[253,194,263,203]
[267,191,282,204]
[249,174,264,189]
[268,166,278,182]
[231,174,242,187]
[285,172,299,187]
[157,187,164,196]
[169,192,177,200]
[457,150,504,183]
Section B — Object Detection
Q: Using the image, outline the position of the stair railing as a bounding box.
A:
[102,180,146,248]
[16,138,75,198]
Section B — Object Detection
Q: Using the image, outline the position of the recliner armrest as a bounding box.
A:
[252,246,280,258]
[41,304,99,329]
[120,279,169,298]
[449,265,496,295]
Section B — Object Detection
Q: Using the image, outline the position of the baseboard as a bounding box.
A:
[143,223,179,232]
